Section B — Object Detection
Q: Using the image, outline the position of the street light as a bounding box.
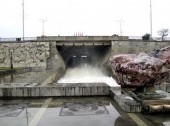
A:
[117,20,124,36]
[40,19,47,36]
[9,48,14,69]
[150,0,153,37]
[22,0,25,41]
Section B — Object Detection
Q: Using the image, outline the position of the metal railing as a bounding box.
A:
[129,36,170,41]
[128,36,142,40]
[0,37,37,42]
[0,38,16,42]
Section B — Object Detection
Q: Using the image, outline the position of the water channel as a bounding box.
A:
[0,69,170,126]
[0,96,170,126]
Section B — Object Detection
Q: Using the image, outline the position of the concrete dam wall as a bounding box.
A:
[111,41,170,55]
[0,41,169,69]
[56,45,111,68]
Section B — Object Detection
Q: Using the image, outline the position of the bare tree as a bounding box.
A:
[158,28,169,41]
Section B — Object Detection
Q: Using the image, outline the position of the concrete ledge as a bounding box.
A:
[0,83,110,97]
[0,68,31,76]
[110,87,170,113]
[110,88,142,112]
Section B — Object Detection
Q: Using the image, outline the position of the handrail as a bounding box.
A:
[0,37,37,42]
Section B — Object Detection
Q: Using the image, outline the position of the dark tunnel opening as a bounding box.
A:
[56,45,111,68]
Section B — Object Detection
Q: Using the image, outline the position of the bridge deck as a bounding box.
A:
[0,36,169,44]
[0,36,129,43]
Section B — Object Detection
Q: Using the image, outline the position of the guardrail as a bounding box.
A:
[0,38,16,42]
[128,36,142,40]
[129,36,170,41]
[0,37,37,42]
[37,36,129,41]
[0,36,129,42]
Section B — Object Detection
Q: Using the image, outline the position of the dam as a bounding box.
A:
[0,35,170,97]
[0,36,170,125]
[0,36,114,97]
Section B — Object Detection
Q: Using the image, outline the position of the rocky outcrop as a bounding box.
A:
[109,46,170,87]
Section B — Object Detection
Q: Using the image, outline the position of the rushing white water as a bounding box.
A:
[58,64,120,87]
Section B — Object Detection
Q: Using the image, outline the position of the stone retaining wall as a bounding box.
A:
[0,42,50,68]
[112,41,170,55]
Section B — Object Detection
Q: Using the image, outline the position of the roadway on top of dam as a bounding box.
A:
[2,35,168,43]
[0,36,128,43]
[1,36,170,46]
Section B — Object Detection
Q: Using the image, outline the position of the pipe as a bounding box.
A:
[143,104,170,114]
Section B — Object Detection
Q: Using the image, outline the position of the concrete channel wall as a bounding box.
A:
[0,83,110,97]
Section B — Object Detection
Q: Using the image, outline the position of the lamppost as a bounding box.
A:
[117,20,124,36]
[40,19,47,36]
[9,48,14,69]
[22,0,25,41]
[150,0,153,37]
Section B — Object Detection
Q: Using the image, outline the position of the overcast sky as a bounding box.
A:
[0,0,170,38]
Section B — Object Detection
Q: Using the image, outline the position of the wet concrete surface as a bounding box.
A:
[0,70,58,85]
[135,113,170,126]
[0,97,170,126]
[0,71,40,83]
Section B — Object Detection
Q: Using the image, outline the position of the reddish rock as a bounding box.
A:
[110,46,170,87]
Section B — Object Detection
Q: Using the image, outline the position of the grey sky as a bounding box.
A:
[0,0,170,38]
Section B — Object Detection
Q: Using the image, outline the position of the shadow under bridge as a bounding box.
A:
[56,42,111,68]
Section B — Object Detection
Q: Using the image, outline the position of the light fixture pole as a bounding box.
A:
[9,48,13,69]
[150,0,153,37]
[40,19,47,36]
[22,0,25,41]
[117,20,124,36]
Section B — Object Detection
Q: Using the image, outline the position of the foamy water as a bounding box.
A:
[58,64,120,87]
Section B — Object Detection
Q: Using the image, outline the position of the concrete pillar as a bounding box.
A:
[47,42,65,70]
